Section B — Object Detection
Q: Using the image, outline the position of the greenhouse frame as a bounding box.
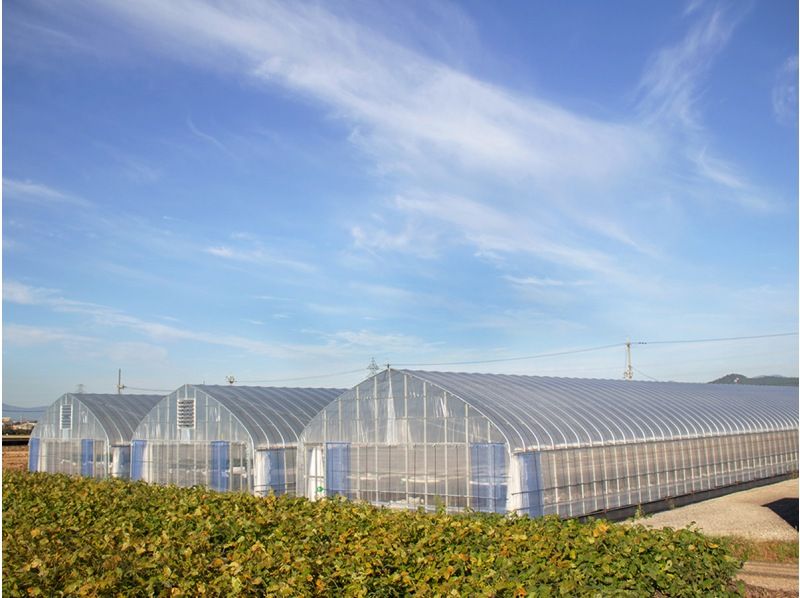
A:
[29,393,163,479]
[130,385,344,495]
[298,369,799,518]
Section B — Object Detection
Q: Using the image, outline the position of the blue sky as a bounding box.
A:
[3,0,798,405]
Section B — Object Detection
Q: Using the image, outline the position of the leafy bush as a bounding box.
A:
[3,472,743,596]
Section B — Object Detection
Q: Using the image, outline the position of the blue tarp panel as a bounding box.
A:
[262,449,286,495]
[210,441,230,491]
[81,439,94,477]
[130,440,146,481]
[470,443,507,513]
[518,452,544,518]
[325,443,350,497]
[28,438,40,472]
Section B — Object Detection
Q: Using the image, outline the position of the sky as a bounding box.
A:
[2,0,798,405]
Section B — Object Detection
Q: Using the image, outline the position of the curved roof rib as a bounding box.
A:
[66,394,162,445]
[192,385,344,447]
[398,370,799,452]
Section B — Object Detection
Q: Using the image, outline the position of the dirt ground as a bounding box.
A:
[634,480,799,595]
[2,445,29,471]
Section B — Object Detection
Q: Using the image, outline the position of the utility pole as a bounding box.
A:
[368,357,380,377]
[117,369,126,394]
[624,339,633,380]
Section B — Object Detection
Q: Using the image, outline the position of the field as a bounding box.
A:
[2,446,28,471]
[3,471,747,597]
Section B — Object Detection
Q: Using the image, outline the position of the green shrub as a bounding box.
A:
[3,472,743,597]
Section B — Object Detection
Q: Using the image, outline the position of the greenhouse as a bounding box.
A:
[298,369,798,518]
[29,393,162,479]
[130,385,344,495]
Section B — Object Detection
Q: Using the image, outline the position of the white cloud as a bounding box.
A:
[88,0,650,186]
[3,179,91,207]
[2,280,394,360]
[206,243,315,273]
[187,117,237,159]
[772,56,798,126]
[637,5,738,129]
[3,324,96,347]
[504,275,589,287]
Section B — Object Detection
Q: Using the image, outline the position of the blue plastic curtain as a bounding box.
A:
[518,452,544,517]
[210,441,230,491]
[470,443,507,513]
[28,438,40,472]
[325,443,350,497]
[80,439,94,477]
[130,440,146,481]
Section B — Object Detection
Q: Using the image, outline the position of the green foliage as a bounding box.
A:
[3,472,744,597]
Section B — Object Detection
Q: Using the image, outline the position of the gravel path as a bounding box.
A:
[632,480,798,595]
[634,479,798,541]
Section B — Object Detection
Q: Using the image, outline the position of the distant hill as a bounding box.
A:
[2,404,47,422]
[710,373,799,387]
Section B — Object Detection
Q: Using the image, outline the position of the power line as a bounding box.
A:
[237,367,367,385]
[127,331,796,388]
[632,367,659,381]
[393,343,625,368]
[125,386,173,393]
[633,332,797,346]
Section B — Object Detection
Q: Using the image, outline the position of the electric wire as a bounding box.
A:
[392,342,625,368]
[632,332,797,345]
[117,331,797,388]
[237,367,367,385]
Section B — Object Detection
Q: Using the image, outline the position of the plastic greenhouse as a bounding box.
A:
[298,369,799,518]
[130,385,344,495]
[29,393,163,478]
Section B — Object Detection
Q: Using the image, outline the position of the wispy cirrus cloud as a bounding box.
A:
[3,323,96,348]
[772,56,798,126]
[206,240,315,273]
[85,0,651,186]
[187,117,237,159]
[504,275,590,288]
[3,280,421,360]
[3,178,91,207]
[636,4,740,129]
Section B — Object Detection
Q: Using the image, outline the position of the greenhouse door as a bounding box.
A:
[131,440,147,481]
[325,442,350,498]
[255,449,286,496]
[470,443,507,513]
[111,445,131,478]
[306,446,324,500]
[517,452,544,518]
[81,439,94,477]
[28,438,40,472]
[210,441,230,491]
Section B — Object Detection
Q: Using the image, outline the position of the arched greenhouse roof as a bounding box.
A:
[190,385,345,446]
[34,393,163,445]
[395,370,799,452]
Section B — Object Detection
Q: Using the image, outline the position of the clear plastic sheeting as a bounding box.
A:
[132,385,342,495]
[30,393,162,478]
[298,369,799,518]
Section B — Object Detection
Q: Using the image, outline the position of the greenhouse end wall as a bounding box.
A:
[131,385,303,496]
[30,397,110,478]
[299,372,512,513]
[132,386,255,492]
